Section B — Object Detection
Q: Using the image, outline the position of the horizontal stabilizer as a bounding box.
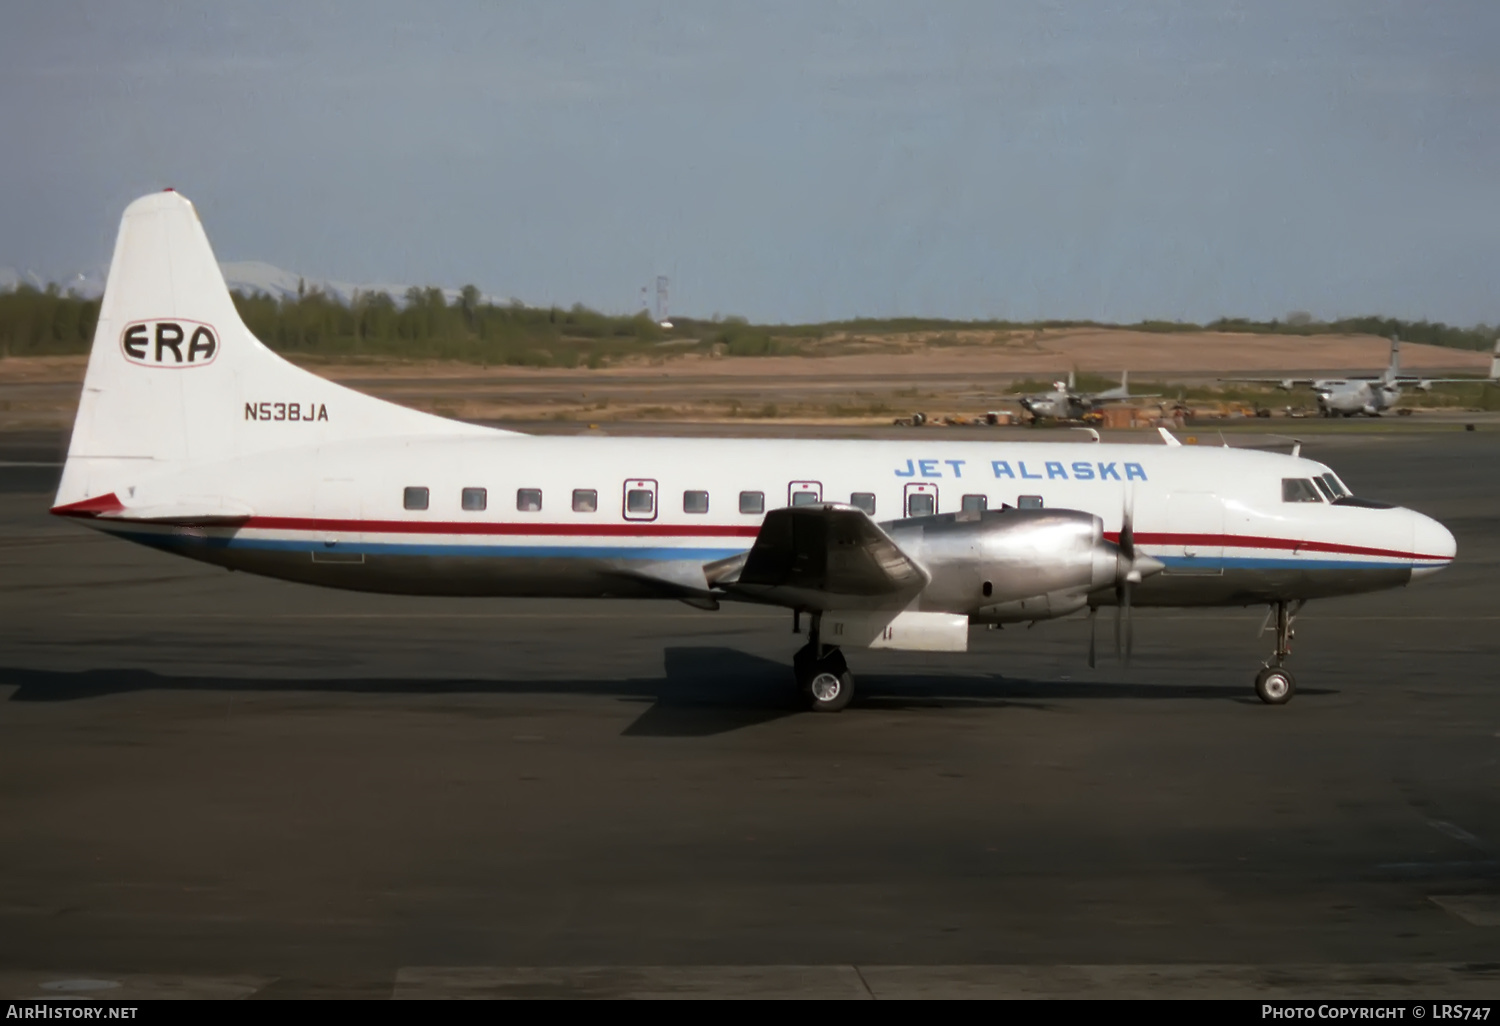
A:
[709,504,928,611]
[98,499,255,525]
[52,492,252,525]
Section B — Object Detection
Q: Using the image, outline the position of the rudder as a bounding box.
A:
[55,190,499,509]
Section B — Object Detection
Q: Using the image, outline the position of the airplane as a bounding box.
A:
[49,190,1458,712]
[1226,335,1500,417]
[1012,370,1158,423]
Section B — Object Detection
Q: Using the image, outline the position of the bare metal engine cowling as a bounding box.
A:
[886,508,1119,624]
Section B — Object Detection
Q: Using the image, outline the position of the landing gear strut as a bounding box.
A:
[793,614,853,713]
[1254,600,1300,705]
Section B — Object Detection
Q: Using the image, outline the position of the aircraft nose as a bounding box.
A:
[1410,512,1456,580]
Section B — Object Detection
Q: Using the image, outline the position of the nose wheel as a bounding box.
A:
[1255,600,1301,705]
[1254,665,1296,705]
[793,617,854,713]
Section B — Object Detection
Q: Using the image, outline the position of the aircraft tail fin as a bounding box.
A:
[1385,334,1401,384]
[55,190,500,511]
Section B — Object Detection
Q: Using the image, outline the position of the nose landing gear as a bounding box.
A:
[793,613,853,712]
[1254,600,1301,705]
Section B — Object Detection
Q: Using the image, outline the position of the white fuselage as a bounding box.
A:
[74,433,1454,609]
[1315,379,1399,416]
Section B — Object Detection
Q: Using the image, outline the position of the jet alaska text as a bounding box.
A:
[893,458,1149,481]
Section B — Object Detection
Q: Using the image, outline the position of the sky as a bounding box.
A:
[2,1,1497,325]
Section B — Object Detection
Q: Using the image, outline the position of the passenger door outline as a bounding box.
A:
[622,478,659,522]
[904,482,938,517]
[788,480,822,507]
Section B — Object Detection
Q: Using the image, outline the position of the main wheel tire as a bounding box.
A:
[1255,666,1296,705]
[804,668,854,713]
[794,647,853,712]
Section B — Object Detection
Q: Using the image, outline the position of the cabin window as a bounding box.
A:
[850,492,876,515]
[572,489,598,513]
[403,486,429,511]
[791,490,819,506]
[1017,495,1043,510]
[461,487,487,512]
[683,490,709,514]
[516,488,543,511]
[1281,478,1323,503]
[739,490,765,514]
[982,581,993,598]
[1320,472,1350,498]
[961,494,987,513]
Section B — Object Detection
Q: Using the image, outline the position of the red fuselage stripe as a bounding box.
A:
[245,515,763,538]
[1105,531,1447,562]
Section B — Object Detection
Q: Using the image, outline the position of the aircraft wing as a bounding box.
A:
[1090,393,1159,403]
[706,504,928,611]
[1396,375,1498,385]
[1218,377,1318,387]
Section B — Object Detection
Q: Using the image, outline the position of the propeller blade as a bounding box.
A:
[1113,588,1123,661]
[1123,582,1134,666]
[1119,489,1135,561]
[1113,487,1135,664]
[1088,607,1097,669]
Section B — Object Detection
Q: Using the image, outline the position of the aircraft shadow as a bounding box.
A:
[0,647,1331,737]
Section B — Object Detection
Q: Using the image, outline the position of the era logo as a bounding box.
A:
[121,320,219,367]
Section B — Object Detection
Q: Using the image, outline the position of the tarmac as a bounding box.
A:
[1,425,1498,999]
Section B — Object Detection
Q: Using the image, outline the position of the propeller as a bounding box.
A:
[1110,489,1163,667]
[1084,491,1163,670]
[1113,493,1132,663]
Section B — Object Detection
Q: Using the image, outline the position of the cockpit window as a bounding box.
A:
[1281,478,1323,503]
[1320,472,1350,498]
[1312,477,1336,501]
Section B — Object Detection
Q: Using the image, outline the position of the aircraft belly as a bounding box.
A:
[109,529,719,599]
[1125,564,1412,606]
[225,551,660,597]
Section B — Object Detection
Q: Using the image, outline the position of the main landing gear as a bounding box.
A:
[1254,599,1301,705]
[792,613,853,713]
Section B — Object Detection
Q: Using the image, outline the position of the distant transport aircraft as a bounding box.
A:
[1011,370,1157,423]
[51,191,1458,710]
[1225,336,1500,417]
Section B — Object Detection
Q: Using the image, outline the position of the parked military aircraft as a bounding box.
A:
[1011,370,1157,422]
[51,191,1457,712]
[1226,336,1500,417]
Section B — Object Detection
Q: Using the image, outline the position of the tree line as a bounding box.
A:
[0,280,1494,363]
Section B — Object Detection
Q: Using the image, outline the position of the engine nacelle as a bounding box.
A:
[886,507,1119,624]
